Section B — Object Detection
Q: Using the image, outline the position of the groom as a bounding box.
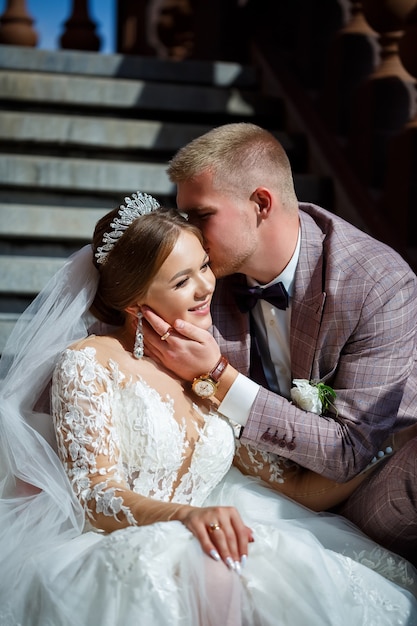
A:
[144,122,417,565]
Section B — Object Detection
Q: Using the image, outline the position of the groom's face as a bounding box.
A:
[176,170,257,278]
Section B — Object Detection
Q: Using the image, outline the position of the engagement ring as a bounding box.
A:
[208,522,221,532]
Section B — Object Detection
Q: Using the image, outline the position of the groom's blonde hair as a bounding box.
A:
[168,122,298,210]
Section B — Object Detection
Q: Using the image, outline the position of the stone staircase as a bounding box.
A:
[0,45,333,353]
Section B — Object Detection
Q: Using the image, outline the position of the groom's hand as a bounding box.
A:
[142,306,221,381]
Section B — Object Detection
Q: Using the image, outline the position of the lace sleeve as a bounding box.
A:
[233,440,369,511]
[52,347,190,531]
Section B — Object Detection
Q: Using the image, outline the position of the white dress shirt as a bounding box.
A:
[219,230,300,427]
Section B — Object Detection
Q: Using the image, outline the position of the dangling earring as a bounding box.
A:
[133,312,144,359]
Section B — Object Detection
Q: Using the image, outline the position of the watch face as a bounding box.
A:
[192,378,216,398]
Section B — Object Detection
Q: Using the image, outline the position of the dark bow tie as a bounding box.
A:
[233,282,289,313]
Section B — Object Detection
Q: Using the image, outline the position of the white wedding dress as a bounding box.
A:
[6,345,417,626]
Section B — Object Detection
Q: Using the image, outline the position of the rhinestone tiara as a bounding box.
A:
[95,191,161,265]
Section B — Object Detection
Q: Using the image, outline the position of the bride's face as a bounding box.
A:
[144,230,215,329]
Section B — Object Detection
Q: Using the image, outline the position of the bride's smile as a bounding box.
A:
[144,230,215,330]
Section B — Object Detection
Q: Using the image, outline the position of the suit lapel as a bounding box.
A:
[290,212,326,381]
[212,274,251,376]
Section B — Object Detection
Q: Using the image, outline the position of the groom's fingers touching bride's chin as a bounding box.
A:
[172,319,208,343]
[142,305,212,345]
[146,313,209,344]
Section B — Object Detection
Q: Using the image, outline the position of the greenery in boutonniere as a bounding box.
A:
[290,379,337,416]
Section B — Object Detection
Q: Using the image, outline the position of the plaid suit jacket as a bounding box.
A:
[211,203,417,481]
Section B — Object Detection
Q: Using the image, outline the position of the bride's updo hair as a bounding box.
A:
[91,206,203,326]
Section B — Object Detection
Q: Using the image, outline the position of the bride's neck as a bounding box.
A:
[109,320,136,355]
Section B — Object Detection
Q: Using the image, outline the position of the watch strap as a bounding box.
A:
[209,355,229,383]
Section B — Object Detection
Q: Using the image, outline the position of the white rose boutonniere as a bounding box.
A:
[290,379,337,416]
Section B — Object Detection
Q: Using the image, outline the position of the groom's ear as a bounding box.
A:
[251,187,272,217]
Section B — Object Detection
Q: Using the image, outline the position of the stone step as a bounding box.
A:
[0,203,107,240]
[0,254,67,354]
[0,154,330,204]
[0,255,65,296]
[0,70,282,123]
[0,45,257,88]
[0,111,300,163]
[0,153,174,196]
[0,196,156,350]
[0,313,21,354]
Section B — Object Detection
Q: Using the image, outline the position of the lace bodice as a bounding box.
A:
[52,347,235,527]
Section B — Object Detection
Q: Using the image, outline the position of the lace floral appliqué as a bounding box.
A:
[52,347,235,526]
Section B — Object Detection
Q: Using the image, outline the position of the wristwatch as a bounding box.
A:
[192,355,229,398]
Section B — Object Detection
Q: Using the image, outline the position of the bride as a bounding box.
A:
[0,192,416,626]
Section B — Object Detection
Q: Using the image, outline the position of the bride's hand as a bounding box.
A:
[142,306,221,381]
[178,505,254,572]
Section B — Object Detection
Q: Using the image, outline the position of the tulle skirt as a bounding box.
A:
[2,467,417,626]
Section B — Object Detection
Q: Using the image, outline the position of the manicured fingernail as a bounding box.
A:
[234,561,242,576]
[175,320,184,329]
[225,557,235,570]
[240,554,247,568]
[210,549,221,561]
